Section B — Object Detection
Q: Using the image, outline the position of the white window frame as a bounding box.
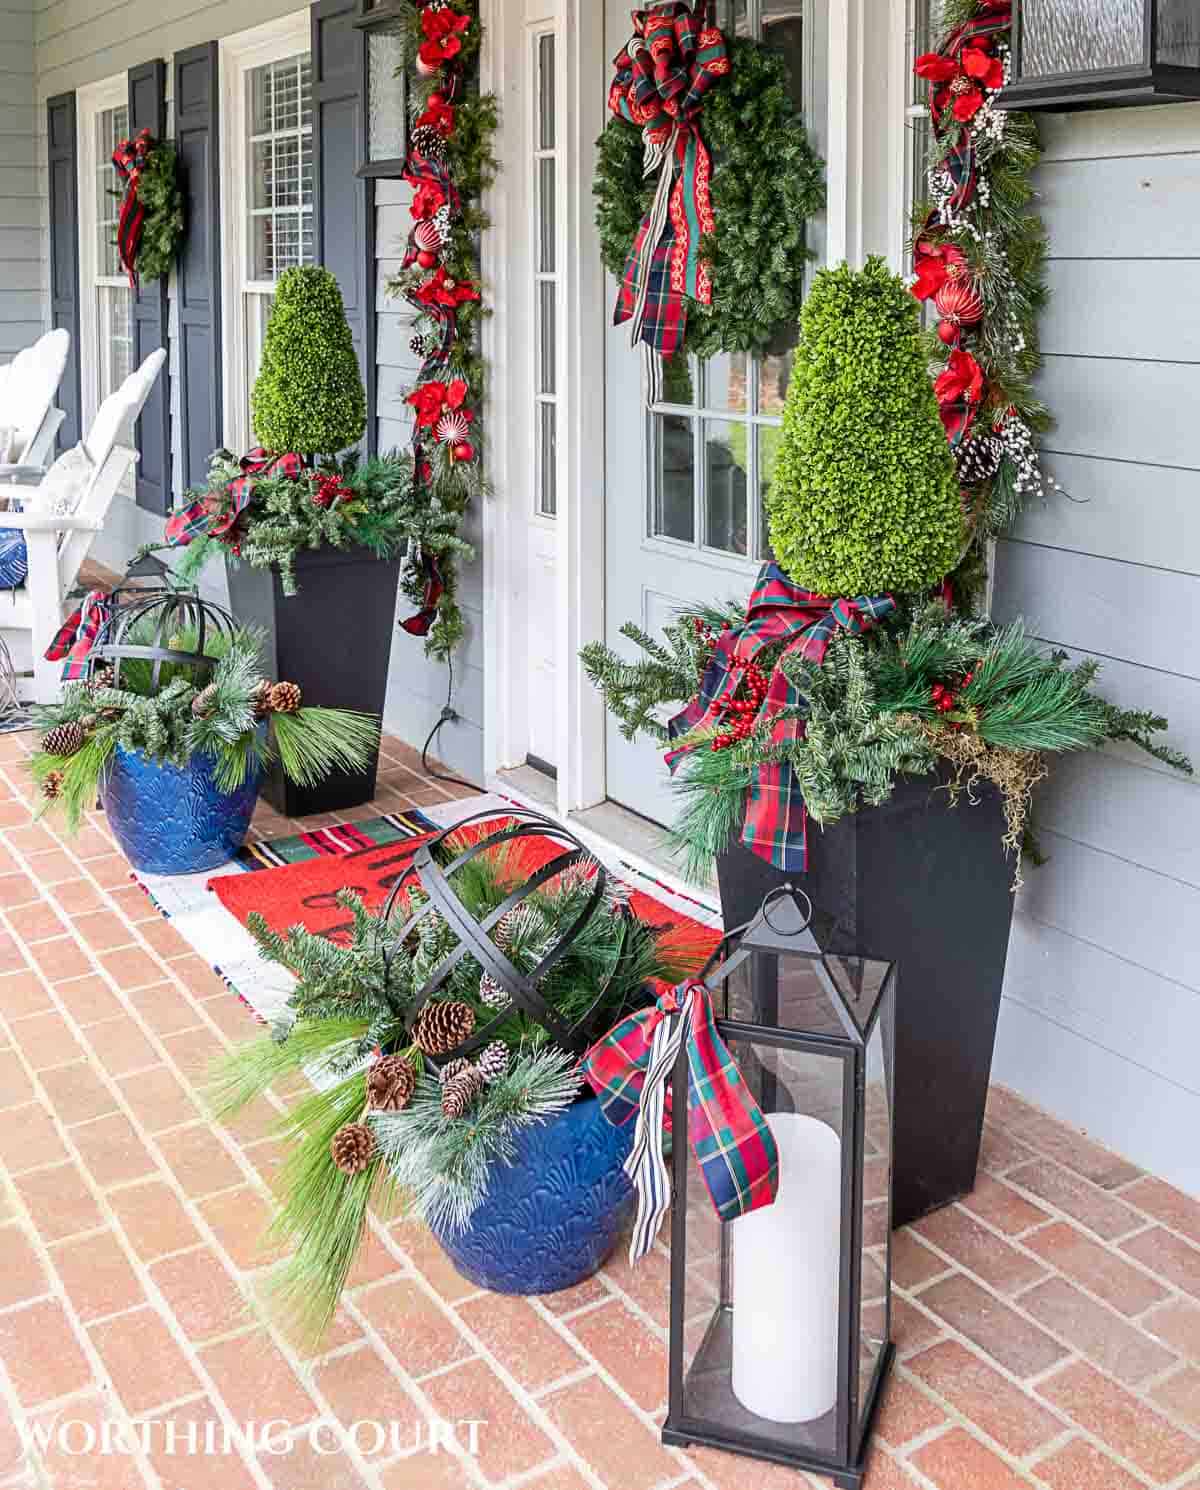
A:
[76,73,132,441]
[219,11,313,455]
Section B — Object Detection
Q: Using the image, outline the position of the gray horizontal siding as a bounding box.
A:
[374,178,483,784]
[0,0,44,360]
[991,101,1200,1191]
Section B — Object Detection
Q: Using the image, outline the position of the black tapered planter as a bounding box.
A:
[225,547,400,817]
[716,771,1016,1228]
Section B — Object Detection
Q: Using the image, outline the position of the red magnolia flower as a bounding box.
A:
[915,34,1004,121]
[416,92,455,137]
[962,39,1005,92]
[912,239,968,302]
[419,6,470,67]
[408,381,448,430]
[935,349,984,409]
[410,180,447,221]
[445,379,469,410]
[914,53,957,84]
[414,267,480,309]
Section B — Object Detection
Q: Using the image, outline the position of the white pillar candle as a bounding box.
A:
[730,1113,842,1423]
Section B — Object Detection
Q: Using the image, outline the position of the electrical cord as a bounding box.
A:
[420,657,482,792]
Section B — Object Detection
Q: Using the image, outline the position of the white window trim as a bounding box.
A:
[76,73,129,439]
[218,10,312,454]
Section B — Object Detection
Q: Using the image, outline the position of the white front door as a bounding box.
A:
[601,0,822,826]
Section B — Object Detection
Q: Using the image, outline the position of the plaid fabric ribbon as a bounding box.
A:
[582,980,779,1263]
[610,2,729,392]
[112,128,154,289]
[924,5,1011,215]
[402,157,463,384]
[44,590,113,680]
[399,551,445,639]
[164,448,304,548]
[666,564,895,873]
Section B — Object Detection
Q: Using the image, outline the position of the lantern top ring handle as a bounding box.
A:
[760,883,814,937]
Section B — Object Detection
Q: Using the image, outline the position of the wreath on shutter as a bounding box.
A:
[594,35,825,366]
[111,130,184,287]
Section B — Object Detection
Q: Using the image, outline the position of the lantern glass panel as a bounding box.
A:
[366,22,407,163]
[1159,0,1200,66]
[856,1018,892,1449]
[677,1035,849,1460]
[1022,0,1143,79]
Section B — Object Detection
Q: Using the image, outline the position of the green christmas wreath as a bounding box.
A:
[129,140,184,285]
[594,37,825,362]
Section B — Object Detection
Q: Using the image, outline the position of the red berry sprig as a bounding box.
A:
[711,662,769,752]
[930,669,976,718]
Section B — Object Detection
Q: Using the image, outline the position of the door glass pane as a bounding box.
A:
[704,352,749,415]
[539,159,556,272]
[539,402,557,517]
[653,414,696,542]
[704,420,748,555]
[539,282,556,396]
[538,32,556,149]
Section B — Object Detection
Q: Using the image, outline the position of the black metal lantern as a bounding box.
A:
[92,592,239,693]
[354,0,409,177]
[999,0,1200,111]
[662,887,896,1490]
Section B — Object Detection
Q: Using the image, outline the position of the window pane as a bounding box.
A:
[538,158,556,273]
[98,285,132,400]
[759,423,783,559]
[96,106,128,280]
[704,352,749,414]
[758,336,795,418]
[538,34,556,150]
[539,402,557,517]
[762,1,804,112]
[653,414,696,542]
[539,282,556,395]
[715,0,750,37]
[247,54,313,282]
[704,420,749,555]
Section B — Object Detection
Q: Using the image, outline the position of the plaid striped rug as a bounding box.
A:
[235,809,439,870]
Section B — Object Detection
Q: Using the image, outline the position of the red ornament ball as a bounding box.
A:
[937,319,961,346]
[452,441,475,463]
[417,250,438,270]
[934,278,984,328]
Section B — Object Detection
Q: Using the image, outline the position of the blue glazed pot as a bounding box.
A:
[100,745,261,875]
[431,1094,635,1295]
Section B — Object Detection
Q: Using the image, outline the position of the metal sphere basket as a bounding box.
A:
[91,590,240,693]
[380,809,638,1071]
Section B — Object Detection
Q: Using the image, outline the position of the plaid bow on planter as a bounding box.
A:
[610,1,730,396]
[667,564,896,873]
[164,448,305,550]
[583,980,779,1263]
[45,590,113,679]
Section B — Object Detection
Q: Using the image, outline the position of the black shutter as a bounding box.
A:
[173,42,221,489]
[46,93,82,452]
[311,0,375,453]
[127,59,171,513]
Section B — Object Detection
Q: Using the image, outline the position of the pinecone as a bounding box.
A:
[367,1054,417,1113]
[40,721,85,758]
[411,123,447,162]
[956,433,1003,485]
[87,665,115,693]
[191,683,218,720]
[441,1067,484,1119]
[249,679,273,720]
[477,1041,509,1085]
[330,1122,376,1176]
[479,972,510,1010]
[41,771,64,800]
[437,1056,472,1087]
[80,714,99,731]
[492,908,520,952]
[412,999,476,1056]
[410,333,433,359]
[269,681,303,715]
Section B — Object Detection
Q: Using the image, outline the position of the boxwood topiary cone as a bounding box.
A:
[251,266,367,458]
[766,256,963,597]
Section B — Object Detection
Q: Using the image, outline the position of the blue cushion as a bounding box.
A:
[0,527,28,589]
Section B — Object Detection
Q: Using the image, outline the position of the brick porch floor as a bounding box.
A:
[0,727,1198,1490]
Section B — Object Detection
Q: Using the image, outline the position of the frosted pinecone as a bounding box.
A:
[437,1057,472,1087]
[479,971,510,1010]
[476,1041,509,1085]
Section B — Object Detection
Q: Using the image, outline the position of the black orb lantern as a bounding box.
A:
[92,591,239,693]
[662,888,896,1490]
[999,0,1200,111]
[380,809,638,1071]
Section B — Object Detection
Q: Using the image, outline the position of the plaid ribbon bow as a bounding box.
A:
[610,2,729,396]
[164,448,304,549]
[44,590,113,680]
[666,564,896,873]
[112,128,154,289]
[582,980,779,1263]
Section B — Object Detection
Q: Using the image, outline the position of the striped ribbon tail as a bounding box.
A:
[112,129,153,290]
[44,590,113,679]
[623,1003,692,1263]
[399,552,445,639]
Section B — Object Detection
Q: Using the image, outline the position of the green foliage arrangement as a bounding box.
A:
[251,267,367,458]
[130,140,184,284]
[765,258,964,597]
[212,834,703,1335]
[166,450,437,598]
[594,36,825,362]
[583,603,1192,883]
[29,622,379,833]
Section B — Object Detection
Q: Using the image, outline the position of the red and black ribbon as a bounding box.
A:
[112,128,154,289]
[399,553,445,639]
[164,448,304,549]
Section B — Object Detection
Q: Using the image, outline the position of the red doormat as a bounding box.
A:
[210,815,723,971]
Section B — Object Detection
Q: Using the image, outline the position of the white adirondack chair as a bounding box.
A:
[0,347,167,705]
[0,329,71,477]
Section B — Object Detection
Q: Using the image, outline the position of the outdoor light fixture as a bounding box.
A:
[355,0,409,176]
[662,888,895,1490]
[999,0,1200,111]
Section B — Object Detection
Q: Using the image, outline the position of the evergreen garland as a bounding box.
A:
[595,36,825,362]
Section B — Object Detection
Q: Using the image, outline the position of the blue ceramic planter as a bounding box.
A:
[101,746,260,875]
[431,1094,635,1295]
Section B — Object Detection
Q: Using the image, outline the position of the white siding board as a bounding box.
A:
[1038,355,1200,469]
[0,0,43,354]
[1041,259,1200,362]
[1043,646,1200,773]
[1038,99,1200,163]
[1039,154,1200,259]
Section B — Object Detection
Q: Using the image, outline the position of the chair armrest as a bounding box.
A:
[0,511,103,533]
[0,465,48,486]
